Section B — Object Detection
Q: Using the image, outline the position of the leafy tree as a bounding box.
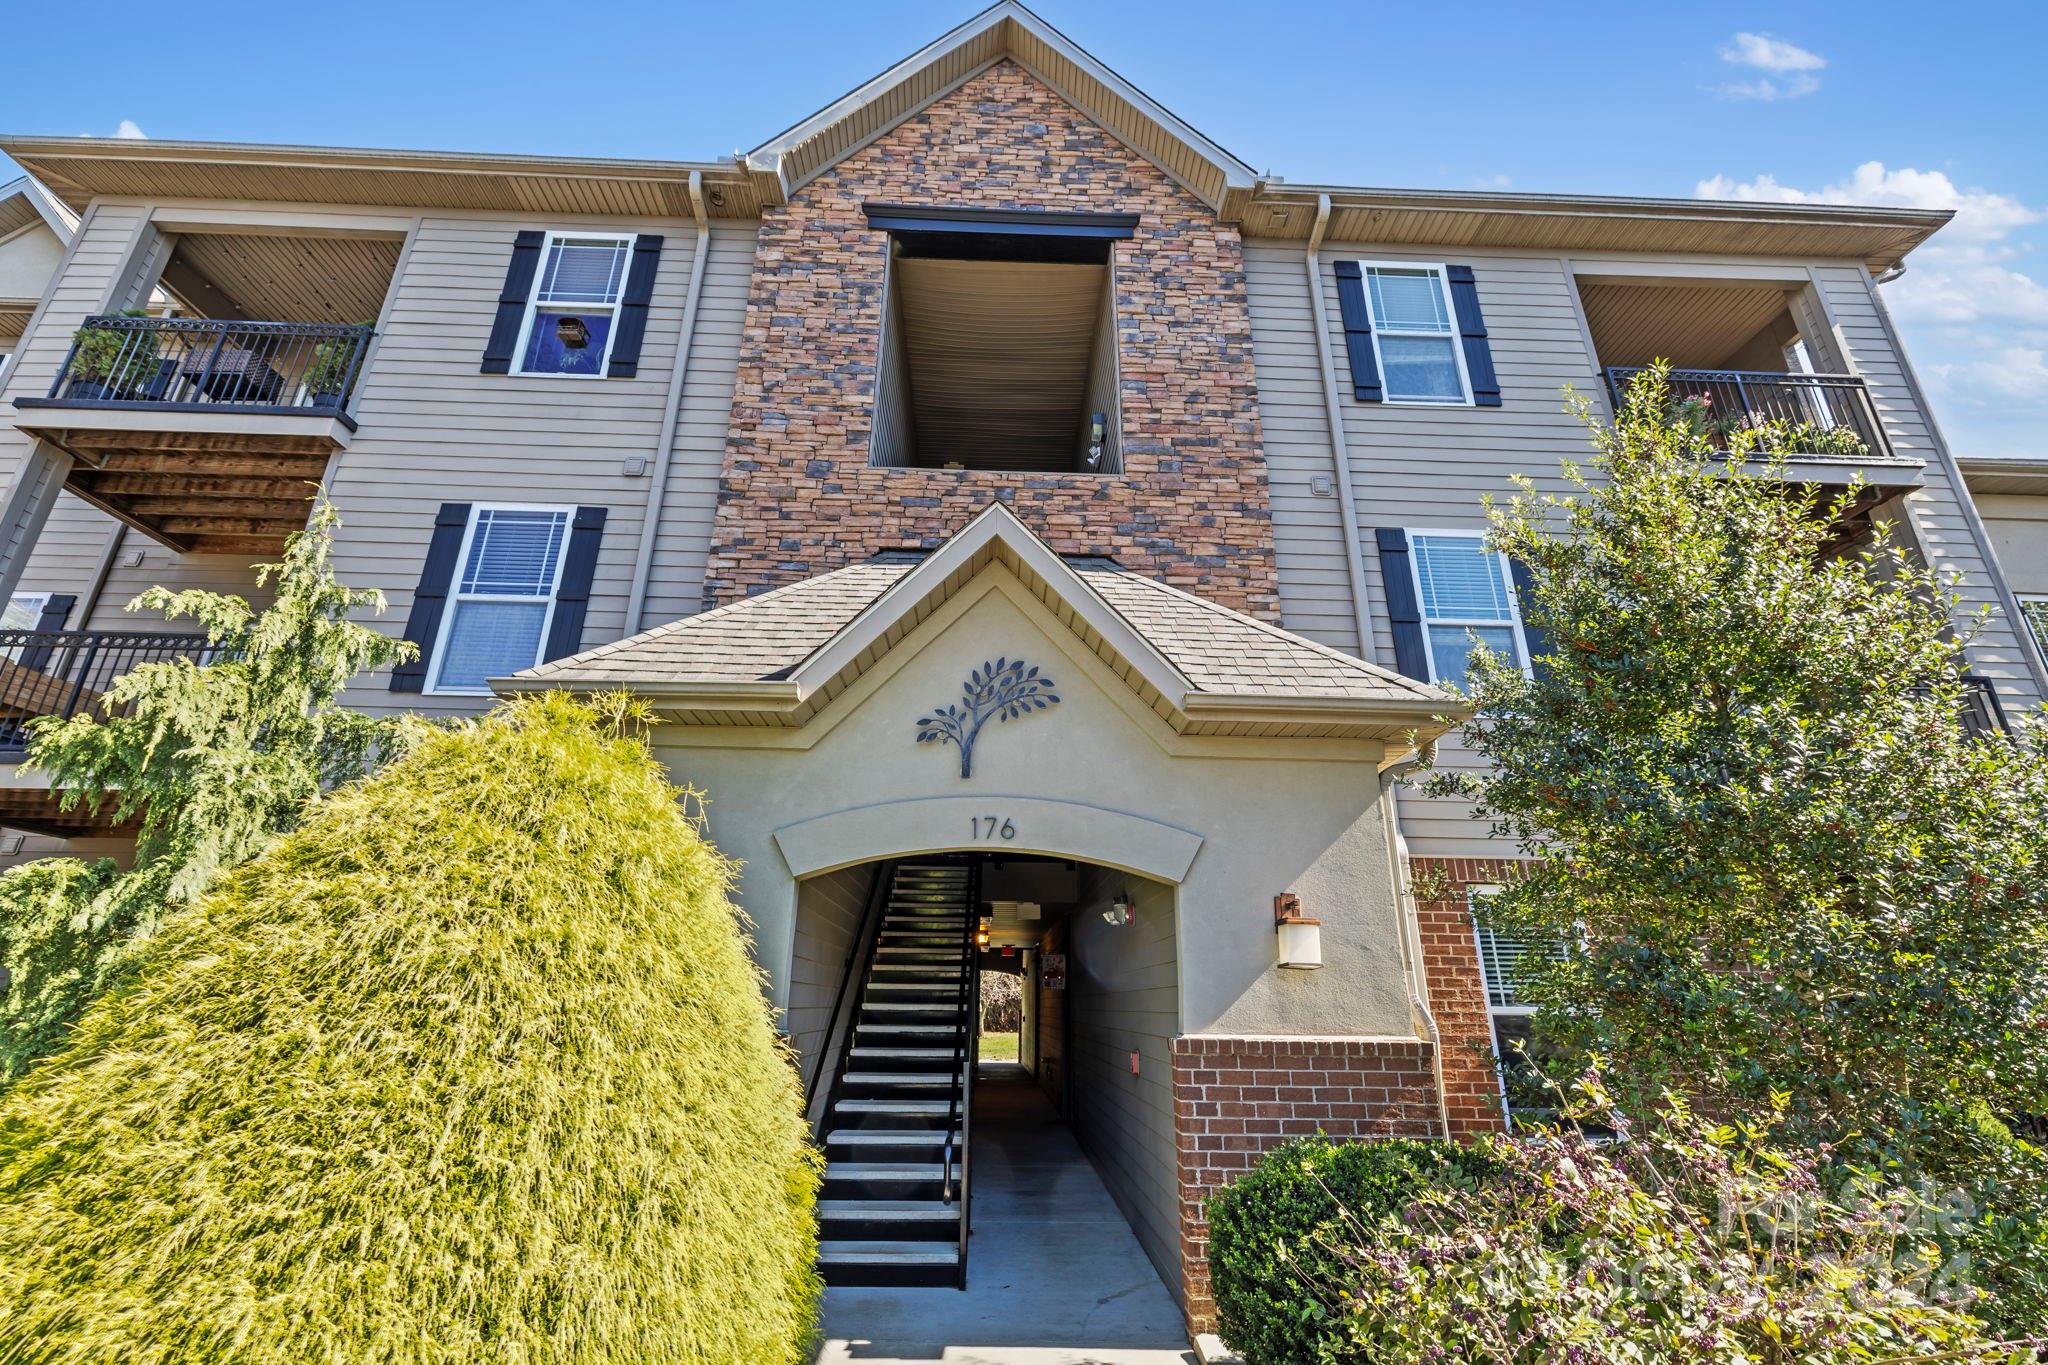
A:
[1427,364,2048,1158]
[0,499,414,1079]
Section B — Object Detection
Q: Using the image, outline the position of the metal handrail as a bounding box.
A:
[805,859,896,1128]
[1604,366,1896,462]
[0,629,216,753]
[44,316,374,415]
[942,858,982,1285]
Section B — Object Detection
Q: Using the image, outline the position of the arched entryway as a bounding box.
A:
[796,850,1193,1358]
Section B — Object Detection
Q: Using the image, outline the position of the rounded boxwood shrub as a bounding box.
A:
[0,693,820,1363]
[1207,1136,1498,1365]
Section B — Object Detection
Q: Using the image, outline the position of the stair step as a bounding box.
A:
[861,999,963,1011]
[825,1128,959,1147]
[870,965,964,976]
[842,1071,960,1087]
[866,981,960,993]
[851,1047,960,1059]
[827,1162,960,1183]
[819,1240,961,1267]
[835,1098,954,1116]
[818,1200,959,1223]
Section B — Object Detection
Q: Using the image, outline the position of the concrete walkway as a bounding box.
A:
[815,1064,1196,1365]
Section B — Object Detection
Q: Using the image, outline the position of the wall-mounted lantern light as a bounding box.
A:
[1274,893,1322,969]
[1102,891,1135,927]
[977,917,992,950]
[555,315,592,349]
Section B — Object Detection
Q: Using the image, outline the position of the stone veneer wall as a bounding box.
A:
[1170,1035,1440,1332]
[704,60,1279,617]
[1412,854,1527,1144]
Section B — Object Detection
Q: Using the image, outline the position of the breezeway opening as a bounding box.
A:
[795,853,1193,1358]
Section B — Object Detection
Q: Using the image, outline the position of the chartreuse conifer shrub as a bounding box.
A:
[0,498,414,1081]
[0,692,820,1363]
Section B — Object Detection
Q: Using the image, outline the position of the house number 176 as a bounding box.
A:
[969,816,1017,841]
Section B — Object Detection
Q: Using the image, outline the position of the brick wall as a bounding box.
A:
[1170,1035,1439,1332]
[1412,855,1528,1143]
[704,59,1279,617]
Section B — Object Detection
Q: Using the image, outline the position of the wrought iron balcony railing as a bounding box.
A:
[0,630,217,756]
[1605,366,1895,462]
[38,316,373,417]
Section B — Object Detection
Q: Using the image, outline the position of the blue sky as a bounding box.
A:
[3,0,2043,454]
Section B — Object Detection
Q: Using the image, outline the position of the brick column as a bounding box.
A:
[1171,1035,1439,1334]
[1411,855,1528,1144]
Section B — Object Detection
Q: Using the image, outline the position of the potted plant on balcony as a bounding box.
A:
[303,325,369,411]
[65,310,160,402]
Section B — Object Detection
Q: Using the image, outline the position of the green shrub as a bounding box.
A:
[1207,1136,1498,1364]
[0,692,820,1363]
[1320,1075,2022,1363]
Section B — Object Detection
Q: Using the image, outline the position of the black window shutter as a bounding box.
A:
[390,503,472,693]
[1445,265,1501,407]
[1508,557,1556,681]
[32,594,74,632]
[480,231,546,375]
[542,506,608,663]
[1374,528,1431,682]
[1332,260,1383,403]
[19,594,78,672]
[607,235,664,378]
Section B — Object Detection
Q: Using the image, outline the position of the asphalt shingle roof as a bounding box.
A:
[516,555,1446,707]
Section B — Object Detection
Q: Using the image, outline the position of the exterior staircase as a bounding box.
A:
[817,861,980,1287]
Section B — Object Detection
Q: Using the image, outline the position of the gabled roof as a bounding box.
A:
[744,1,1260,215]
[505,502,1458,745]
[0,175,76,244]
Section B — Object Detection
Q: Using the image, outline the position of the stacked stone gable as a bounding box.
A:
[704,60,1280,617]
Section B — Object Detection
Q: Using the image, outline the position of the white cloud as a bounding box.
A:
[1715,32,1826,100]
[113,119,147,140]
[1696,162,2040,239]
[1472,173,1513,191]
[1697,163,2048,456]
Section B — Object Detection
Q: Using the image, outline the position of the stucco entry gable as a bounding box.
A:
[655,575,1418,1042]
[774,796,1203,884]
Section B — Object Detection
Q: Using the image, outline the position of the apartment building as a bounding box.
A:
[0,3,2037,1331]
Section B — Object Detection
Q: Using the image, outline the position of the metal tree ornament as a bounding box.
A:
[915,657,1060,778]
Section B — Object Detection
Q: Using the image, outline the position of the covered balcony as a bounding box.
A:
[11,224,399,557]
[1577,273,1916,486]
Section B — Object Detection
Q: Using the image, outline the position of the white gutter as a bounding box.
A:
[625,170,711,635]
[1380,749,1456,1140]
[1304,193,1379,665]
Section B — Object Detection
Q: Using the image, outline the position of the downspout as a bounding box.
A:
[1305,193,1380,665]
[624,171,711,635]
[1381,746,1455,1140]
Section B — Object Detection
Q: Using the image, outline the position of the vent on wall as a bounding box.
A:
[866,205,1131,475]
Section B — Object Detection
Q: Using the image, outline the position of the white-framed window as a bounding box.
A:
[1470,886,1568,1127]
[513,232,633,378]
[0,592,50,631]
[426,506,573,695]
[2022,595,2048,656]
[1407,530,1528,689]
[1357,261,1471,405]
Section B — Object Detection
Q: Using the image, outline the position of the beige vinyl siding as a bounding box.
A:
[1809,265,2042,708]
[641,221,754,625]
[1977,494,2048,597]
[787,861,878,1092]
[0,205,147,477]
[1067,867,1180,1298]
[0,221,66,305]
[12,498,274,628]
[1257,242,2045,856]
[1244,241,1362,653]
[1266,243,1601,856]
[321,208,722,714]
